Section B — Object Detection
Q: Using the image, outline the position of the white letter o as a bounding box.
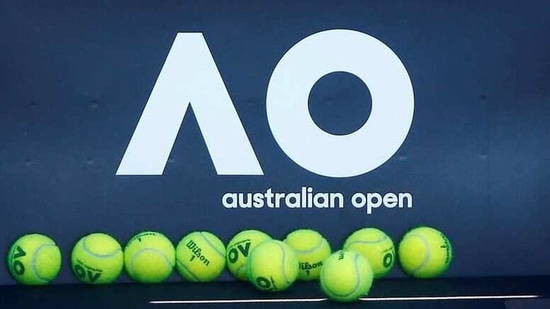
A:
[266,29,414,177]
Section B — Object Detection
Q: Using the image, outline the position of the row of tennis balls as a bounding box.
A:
[7,227,452,297]
[239,226,452,302]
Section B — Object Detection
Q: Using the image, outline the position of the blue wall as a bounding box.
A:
[1,0,549,284]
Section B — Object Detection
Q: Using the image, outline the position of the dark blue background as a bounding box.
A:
[1,0,549,284]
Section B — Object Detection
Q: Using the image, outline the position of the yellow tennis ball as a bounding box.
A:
[124,231,175,283]
[226,229,271,281]
[247,240,299,292]
[320,250,374,302]
[176,231,226,282]
[7,234,61,285]
[398,226,453,278]
[71,233,123,284]
[343,227,395,278]
[284,229,331,281]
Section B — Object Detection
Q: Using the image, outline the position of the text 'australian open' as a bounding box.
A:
[222,187,413,214]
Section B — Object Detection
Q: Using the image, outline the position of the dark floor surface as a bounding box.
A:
[0,277,548,309]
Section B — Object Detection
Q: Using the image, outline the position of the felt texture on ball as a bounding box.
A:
[71,233,123,284]
[124,231,175,283]
[320,250,373,302]
[7,234,62,285]
[284,229,331,280]
[247,240,299,292]
[343,227,395,278]
[398,226,453,278]
[176,231,226,282]
[226,229,271,281]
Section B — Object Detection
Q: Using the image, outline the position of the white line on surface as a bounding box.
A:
[150,298,327,304]
[149,294,542,304]
[362,295,542,301]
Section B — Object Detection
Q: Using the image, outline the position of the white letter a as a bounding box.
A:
[117,33,263,175]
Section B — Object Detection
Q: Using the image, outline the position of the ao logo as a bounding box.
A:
[117,29,414,177]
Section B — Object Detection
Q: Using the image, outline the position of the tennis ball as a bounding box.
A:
[7,234,62,285]
[176,231,226,282]
[226,229,271,281]
[124,231,175,283]
[343,227,395,278]
[320,250,374,302]
[398,226,452,278]
[247,240,299,292]
[284,229,331,281]
[71,233,123,284]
